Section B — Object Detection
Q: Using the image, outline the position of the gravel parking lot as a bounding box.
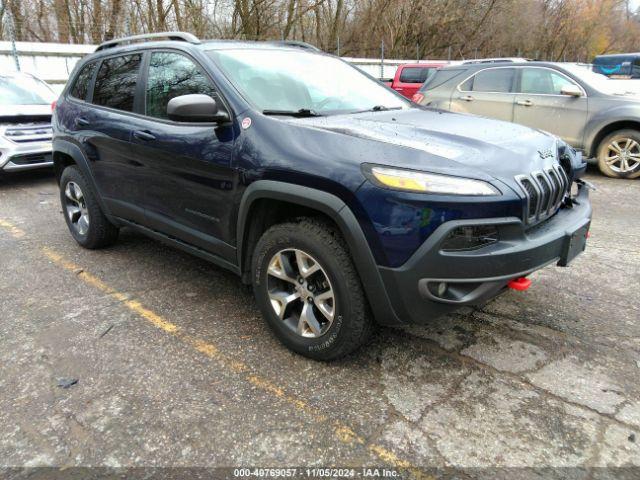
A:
[1,169,639,478]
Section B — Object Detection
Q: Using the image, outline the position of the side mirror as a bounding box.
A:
[167,94,230,123]
[561,84,582,97]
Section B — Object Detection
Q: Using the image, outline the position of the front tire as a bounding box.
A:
[59,165,119,249]
[597,129,640,179]
[251,218,374,360]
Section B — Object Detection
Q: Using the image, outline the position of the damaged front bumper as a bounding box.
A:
[377,183,592,324]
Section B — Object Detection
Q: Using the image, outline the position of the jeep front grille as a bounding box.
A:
[516,165,570,224]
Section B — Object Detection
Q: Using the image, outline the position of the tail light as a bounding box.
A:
[51,100,57,111]
[412,93,424,104]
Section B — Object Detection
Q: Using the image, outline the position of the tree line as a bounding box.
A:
[1,0,639,61]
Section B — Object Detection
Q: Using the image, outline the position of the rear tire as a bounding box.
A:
[59,165,119,249]
[251,218,374,361]
[596,129,640,179]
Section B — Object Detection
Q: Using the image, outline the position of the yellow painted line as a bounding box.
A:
[0,220,432,479]
[0,218,26,239]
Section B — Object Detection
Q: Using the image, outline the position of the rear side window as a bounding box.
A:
[420,68,465,91]
[70,62,96,101]
[92,54,142,112]
[461,68,515,93]
[399,67,435,84]
[145,52,217,119]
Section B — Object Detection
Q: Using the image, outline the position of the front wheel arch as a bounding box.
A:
[236,181,403,326]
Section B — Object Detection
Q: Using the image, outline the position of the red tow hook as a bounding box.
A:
[508,277,531,291]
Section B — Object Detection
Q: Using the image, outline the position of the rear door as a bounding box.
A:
[82,53,147,223]
[393,66,438,98]
[513,67,587,148]
[128,50,237,262]
[449,67,516,121]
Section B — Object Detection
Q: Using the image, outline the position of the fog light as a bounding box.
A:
[437,282,448,297]
[441,225,498,252]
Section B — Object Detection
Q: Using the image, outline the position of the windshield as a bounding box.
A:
[560,63,638,95]
[0,75,55,105]
[208,48,409,114]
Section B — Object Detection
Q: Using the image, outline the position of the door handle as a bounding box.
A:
[76,117,90,127]
[133,130,156,141]
[516,99,533,107]
[459,95,474,102]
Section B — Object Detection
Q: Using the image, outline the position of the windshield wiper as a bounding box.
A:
[351,105,404,114]
[262,108,322,117]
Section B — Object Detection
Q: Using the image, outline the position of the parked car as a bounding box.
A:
[593,53,640,79]
[390,62,448,99]
[462,57,529,65]
[0,72,56,174]
[415,61,640,178]
[53,33,591,360]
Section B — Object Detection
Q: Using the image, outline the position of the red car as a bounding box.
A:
[390,62,448,100]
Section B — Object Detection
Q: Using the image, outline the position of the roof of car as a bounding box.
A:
[398,62,449,68]
[594,52,640,58]
[201,39,319,51]
[440,61,562,70]
[93,32,322,56]
[83,38,327,68]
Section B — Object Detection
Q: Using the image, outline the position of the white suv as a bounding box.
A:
[0,73,56,173]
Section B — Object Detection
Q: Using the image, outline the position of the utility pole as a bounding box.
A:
[627,0,630,21]
[4,1,20,71]
[380,40,384,79]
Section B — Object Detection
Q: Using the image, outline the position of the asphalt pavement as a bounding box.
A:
[0,169,639,479]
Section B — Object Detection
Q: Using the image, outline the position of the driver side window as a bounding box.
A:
[146,51,217,119]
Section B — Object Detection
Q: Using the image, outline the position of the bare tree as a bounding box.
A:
[3,0,639,61]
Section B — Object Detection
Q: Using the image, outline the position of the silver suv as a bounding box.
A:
[416,62,640,179]
[0,73,56,173]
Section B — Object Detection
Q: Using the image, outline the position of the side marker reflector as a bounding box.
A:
[508,277,531,291]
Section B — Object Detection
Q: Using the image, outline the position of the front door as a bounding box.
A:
[129,50,237,263]
[449,67,516,122]
[513,67,588,148]
[84,53,147,223]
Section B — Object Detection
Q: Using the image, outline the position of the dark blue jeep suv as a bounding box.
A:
[52,32,592,360]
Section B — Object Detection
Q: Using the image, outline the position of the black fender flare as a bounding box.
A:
[236,180,402,326]
[53,138,113,217]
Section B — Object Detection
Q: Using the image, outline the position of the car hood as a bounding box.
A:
[292,108,560,182]
[0,104,52,121]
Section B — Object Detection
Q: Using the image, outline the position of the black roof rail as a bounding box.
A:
[96,31,201,52]
[270,40,321,52]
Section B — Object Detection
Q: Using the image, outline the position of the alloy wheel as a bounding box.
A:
[266,248,335,338]
[64,181,90,236]
[605,138,640,173]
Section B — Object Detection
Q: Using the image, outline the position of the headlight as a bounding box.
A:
[367,166,500,196]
